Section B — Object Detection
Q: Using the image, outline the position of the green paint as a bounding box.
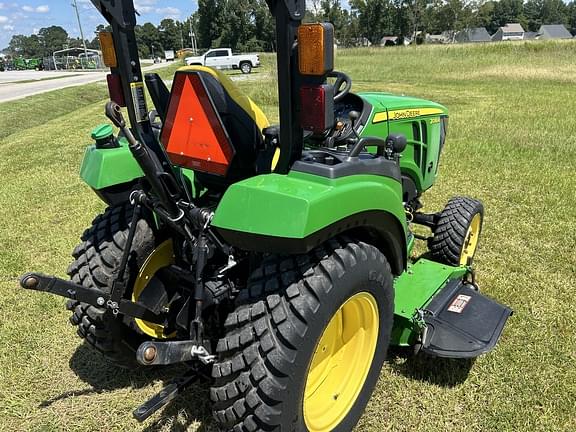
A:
[359,92,448,192]
[390,258,467,346]
[360,92,446,112]
[80,137,197,196]
[212,170,406,239]
[80,138,144,190]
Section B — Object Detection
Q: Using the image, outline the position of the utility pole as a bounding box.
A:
[71,0,88,69]
[188,20,197,54]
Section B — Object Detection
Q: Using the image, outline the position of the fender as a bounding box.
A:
[80,138,144,191]
[80,138,195,205]
[212,170,408,274]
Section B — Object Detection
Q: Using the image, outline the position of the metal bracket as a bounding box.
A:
[136,340,215,366]
[20,273,165,324]
[132,368,209,422]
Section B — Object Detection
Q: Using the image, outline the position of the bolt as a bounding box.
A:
[97,297,105,306]
[23,276,38,289]
[143,345,157,363]
[67,289,76,297]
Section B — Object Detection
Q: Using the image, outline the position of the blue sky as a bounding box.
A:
[0,0,200,50]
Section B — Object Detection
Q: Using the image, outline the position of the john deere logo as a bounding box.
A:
[373,107,444,124]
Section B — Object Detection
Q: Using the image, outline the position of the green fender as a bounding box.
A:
[80,138,144,190]
[80,138,196,204]
[212,170,408,274]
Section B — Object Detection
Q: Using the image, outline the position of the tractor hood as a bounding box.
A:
[359,92,447,124]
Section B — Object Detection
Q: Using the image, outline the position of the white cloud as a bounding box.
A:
[156,7,180,15]
[0,14,7,23]
[138,6,154,13]
[3,24,13,30]
[156,6,181,18]
[21,5,49,13]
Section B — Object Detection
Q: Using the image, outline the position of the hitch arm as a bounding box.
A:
[20,273,165,324]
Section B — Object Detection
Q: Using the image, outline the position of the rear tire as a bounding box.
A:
[66,203,156,368]
[211,237,394,431]
[240,61,252,74]
[429,196,484,266]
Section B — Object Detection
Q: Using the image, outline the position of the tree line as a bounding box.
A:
[5,0,576,58]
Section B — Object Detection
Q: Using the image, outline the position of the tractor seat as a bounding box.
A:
[160,66,270,190]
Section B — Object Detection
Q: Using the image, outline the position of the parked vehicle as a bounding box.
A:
[185,48,260,73]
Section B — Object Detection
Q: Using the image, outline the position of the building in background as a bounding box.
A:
[455,28,492,43]
[492,23,525,41]
[536,24,573,40]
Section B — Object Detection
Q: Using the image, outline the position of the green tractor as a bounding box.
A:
[20,0,511,430]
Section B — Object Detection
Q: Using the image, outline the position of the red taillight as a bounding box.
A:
[107,73,125,107]
[300,85,334,133]
[160,72,234,176]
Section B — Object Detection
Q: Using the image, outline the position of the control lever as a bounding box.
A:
[105,101,183,221]
[348,110,360,128]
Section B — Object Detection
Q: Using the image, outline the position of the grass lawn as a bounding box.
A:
[0,41,575,431]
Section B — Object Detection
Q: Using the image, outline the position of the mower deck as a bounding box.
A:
[420,279,512,358]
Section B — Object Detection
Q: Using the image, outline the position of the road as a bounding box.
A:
[0,63,170,103]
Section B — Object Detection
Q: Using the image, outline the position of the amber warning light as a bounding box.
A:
[298,23,334,76]
[98,32,117,68]
[160,72,235,176]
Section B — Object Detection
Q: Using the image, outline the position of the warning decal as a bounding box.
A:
[130,82,148,123]
[447,294,472,314]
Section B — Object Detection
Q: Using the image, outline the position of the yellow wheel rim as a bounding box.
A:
[132,240,176,339]
[303,292,379,432]
[459,214,482,266]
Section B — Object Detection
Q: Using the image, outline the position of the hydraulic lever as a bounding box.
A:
[105,102,184,221]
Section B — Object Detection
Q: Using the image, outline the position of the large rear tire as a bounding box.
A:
[211,237,394,431]
[66,203,156,368]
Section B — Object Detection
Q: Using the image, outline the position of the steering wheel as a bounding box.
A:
[328,71,352,103]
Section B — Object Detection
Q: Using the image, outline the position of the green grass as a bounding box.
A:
[1,40,575,431]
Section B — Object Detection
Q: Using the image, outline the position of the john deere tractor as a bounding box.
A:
[20,1,511,430]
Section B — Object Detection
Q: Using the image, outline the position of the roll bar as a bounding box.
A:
[91,0,305,173]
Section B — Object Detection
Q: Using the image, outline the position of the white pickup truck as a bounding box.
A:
[185,48,260,74]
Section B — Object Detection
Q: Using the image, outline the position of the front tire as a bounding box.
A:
[211,237,394,431]
[429,196,484,266]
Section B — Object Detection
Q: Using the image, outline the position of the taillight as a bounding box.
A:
[160,72,234,176]
[300,85,334,133]
[106,73,125,106]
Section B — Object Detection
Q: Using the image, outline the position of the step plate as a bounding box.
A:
[421,279,512,358]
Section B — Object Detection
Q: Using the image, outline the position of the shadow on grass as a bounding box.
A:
[40,343,215,431]
[388,347,475,388]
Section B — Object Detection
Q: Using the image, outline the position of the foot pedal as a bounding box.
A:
[421,279,512,358]
[133,372,199,422]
